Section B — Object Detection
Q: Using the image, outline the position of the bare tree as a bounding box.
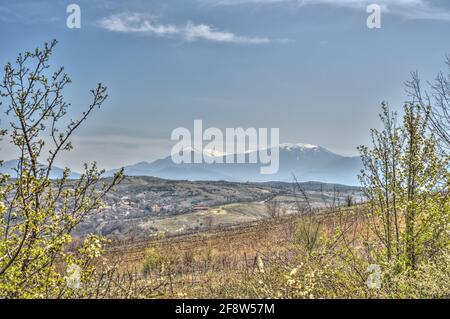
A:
[266,200,281,219]
[406,56,450,150]
[345,194,354,207]
[291,176,322,254]
[204,215,214,229]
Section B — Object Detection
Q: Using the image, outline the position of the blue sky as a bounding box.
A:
[1,0,450,170]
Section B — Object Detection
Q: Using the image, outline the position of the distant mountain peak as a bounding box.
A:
[104,141,361,185]
[181,143,328,157]
[279,143,320,151]
[181,146,229,158]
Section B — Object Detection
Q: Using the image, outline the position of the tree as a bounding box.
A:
[345,194,354,207]
[0,40,123,298]
[358,103,450,271]
[406,56,450,150]
[266,200,281,219]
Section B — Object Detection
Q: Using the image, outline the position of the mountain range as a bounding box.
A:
[0,144,362,185]
[0,159,81,180]
[105,143,362,185]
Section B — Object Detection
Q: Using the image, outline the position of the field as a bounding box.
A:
[74,176,362,240]
[103,207,362,298]
[135,202,269,235]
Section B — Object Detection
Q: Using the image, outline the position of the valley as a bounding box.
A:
[73,176,362,240]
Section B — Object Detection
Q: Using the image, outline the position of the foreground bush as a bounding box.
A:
[0,40,123,298]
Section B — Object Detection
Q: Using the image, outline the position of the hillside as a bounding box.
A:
[74,176,362,240]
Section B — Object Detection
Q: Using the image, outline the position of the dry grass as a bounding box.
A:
[101,205,369,298]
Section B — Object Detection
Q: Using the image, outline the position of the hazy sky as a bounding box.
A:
[1,0,450,171]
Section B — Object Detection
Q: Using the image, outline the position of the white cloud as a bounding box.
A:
[184,21,270,44]
[99,13,178,36]
[98,13,272,44]
[203,0,450,21]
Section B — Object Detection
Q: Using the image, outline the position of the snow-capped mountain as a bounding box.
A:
[1,144,361,185]
[278,143,323,150]
[105,143,362,185]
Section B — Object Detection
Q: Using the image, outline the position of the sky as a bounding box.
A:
[1,0,450,171]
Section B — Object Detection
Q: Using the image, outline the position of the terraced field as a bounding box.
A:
[106,215,295,268]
